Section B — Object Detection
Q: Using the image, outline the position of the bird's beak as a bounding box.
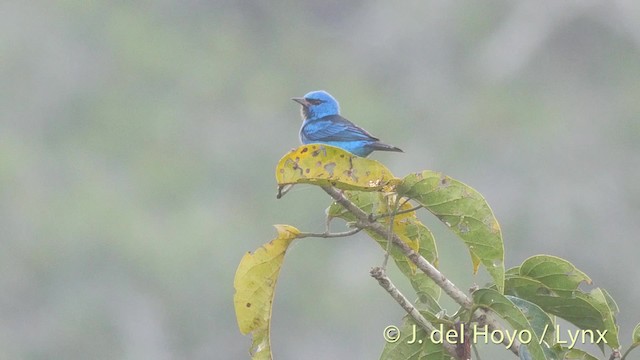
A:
[291,97,309,106]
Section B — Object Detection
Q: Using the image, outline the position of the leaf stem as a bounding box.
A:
[298,227,363,239]
[369,204,423,221]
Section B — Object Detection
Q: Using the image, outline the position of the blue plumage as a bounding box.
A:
[292,90,403,157]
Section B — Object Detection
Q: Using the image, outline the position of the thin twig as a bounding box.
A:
[322,186,472,308]
[370,266,459,358]
[473,343,481,360]
[321,185,520,357]
[298,227,363,239]
[381,196,400,270]
[276,184,293,199]
[372,204,423,221]
[610,349,621,360]
[621,346,635,360]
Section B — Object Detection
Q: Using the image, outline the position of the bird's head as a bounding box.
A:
[292,90,340,120]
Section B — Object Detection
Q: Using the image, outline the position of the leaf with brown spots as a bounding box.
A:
[396,171,505,293]
[234,225,300,359]
[275,144,398,193]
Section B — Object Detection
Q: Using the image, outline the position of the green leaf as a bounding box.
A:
[396,171,504,292]
[418,309,450,329]
[586,288,619,350]
[519,255,592,293]
[379,318,449,360]
[623,323,640,359]
[507,257,620,351]
[329,191,441,306]
[506,296,555,344]
[504,276,620,351]
[275,144,398,192]
[505,276,602,328]
[506,266,521,276]
[233,225,300,360]
[559,348,599,360]
[472,289,549,360]
[519,345,533,360]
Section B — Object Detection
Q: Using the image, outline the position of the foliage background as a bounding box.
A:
[2,1,639,359]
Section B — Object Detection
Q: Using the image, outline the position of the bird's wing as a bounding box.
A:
[301,115,379,142]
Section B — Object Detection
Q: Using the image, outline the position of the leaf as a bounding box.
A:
[586,288,619,350]
[519,255,592,293]
[396,171,505,292]
[505,276,597,324]
[622,323,640,360]
[519,345,533,360]
[275,144,398,192]
[379,318,449,360]
[506,296,555,344]
[233,225,300,359]
[506,266,521,276]
[504,276,620,351]
[328,191,441,307]
[559,348,599,360]
[472,289,549,360]
[507,257,620,351]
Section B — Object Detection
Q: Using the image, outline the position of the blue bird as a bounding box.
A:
[292,90,403,157]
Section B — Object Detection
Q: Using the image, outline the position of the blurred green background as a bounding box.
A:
[2,1,639,359]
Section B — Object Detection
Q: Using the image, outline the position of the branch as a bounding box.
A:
[370,267,459,358]
[321,186,472,308]
[321,186,520,357]
[611,348,621,360]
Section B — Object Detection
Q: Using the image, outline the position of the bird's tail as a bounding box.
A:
[371,142,403,153]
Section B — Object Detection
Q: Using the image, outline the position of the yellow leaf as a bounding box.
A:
[234,225,300,359]
[275,144,398,192]
[378,198,421,273]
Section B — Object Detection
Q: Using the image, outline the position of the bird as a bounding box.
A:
[292,90,403,157]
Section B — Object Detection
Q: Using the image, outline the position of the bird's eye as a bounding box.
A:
[307,99,323,105]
